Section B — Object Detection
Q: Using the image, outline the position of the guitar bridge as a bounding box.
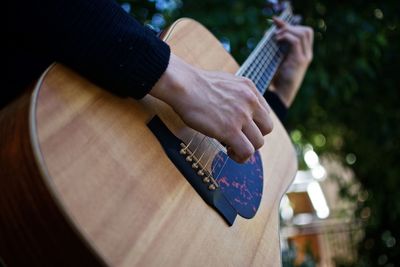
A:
[179,142,219,191]
[147,116,237,226]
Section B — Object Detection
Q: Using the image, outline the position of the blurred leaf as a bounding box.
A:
[119,0,400,265]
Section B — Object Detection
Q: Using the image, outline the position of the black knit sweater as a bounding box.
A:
[5,0,170,109]
[5,0,286,120]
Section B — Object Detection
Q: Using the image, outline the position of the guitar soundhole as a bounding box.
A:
[211,152,264,219]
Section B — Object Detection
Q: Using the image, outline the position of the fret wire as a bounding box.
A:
[246,38,276,82]
[238,27,274,76]
[252,45,277,89]
[256,60,278,92]
[187,11,296,175]
[248,44,268,79]
[246,42,272,83]
[260,55,280,88]
[242,13,295,95]
[257,63,272,88]
[238,8,295,91]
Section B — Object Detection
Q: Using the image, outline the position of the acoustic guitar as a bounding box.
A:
[0,5,298,267]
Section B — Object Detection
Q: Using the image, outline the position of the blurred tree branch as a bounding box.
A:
[120,0,400,265]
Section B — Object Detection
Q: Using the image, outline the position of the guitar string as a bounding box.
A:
[192,139,209,167]
[198,138,220,177]
[185,134,214,174]
[193,12,294,160]
[251,14,296,91]
[199,152,213,174]
[189,135,206,160]
[184,133,225,172]
[243,10,293,82]
[214,155,230,180]
[252,41,281,90]
[183,131,199,152]
[251,14,294,90]
[209,11,295,179]
[182,9,294,182]
[253,48,280,90]
[239,27,273,77]
[240,9,292,79]
[209,140,224,176]
[251,45,275,87]
[245,34,278,89]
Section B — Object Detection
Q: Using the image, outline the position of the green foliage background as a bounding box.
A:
[120,0,400,265]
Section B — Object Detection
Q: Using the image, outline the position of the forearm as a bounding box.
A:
[270,17,314,108]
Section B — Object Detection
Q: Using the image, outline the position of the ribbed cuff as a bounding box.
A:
[124,27,171,99]
[264,91,288,123]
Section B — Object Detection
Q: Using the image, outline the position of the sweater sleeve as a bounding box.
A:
[8,0,170,99]
[264,91,288,123]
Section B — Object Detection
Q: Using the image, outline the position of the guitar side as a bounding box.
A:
[0,18,297,266]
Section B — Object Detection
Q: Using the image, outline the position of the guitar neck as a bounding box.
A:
[236,6,296,95]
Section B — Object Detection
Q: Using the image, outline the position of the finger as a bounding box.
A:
[244,78,272,114]
[276,24,312,44]
[252,104,274,136]
[253,108,274,136]
[277,26,313,60]
[242,121,265,151]
[241,78,274,135]
[301,26,314,47]
[287,26,313,59]
[254,88,271,113]
[273,16,313,47]
[273,16,286,28]
[303,27,314,60]
[275,31,304,59]
[276,28,307,57]
[226,131,255,163]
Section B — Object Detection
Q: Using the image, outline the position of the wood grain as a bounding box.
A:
[33,19,297,266]
[0,92,105,267]
[0,18,297,266]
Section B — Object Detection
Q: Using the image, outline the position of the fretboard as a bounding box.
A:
[236,6,296,95]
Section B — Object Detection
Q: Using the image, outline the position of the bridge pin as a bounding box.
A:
[203,177,211,183]
[208,184,217,191]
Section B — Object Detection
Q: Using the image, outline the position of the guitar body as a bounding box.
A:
[0,19,297,266]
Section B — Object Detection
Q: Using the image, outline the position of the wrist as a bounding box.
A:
[269,83,294,108]
[270,68,306,108]
[149,53,195,107]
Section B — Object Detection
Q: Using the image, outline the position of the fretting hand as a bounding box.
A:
[271,17,314,107]
[150,54,273,163]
